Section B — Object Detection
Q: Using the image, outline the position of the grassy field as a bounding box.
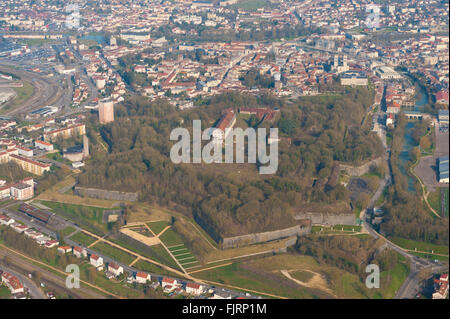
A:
[194,257,330,299]
[90,241,136,265]
[378,255,410,299]
[232,0,274,11]
[46,152,72,165]
[59,226,77,238]
[195,252,410,299]
[159,228,184,247]
[427,187,449,217]
[69,232,98,247]
[444,187,449,218]
[0,285,11,299]
[133,259,182,278]
[311,225,361,234]
[147,244,180,271]
[291,270,314,283]
[410,251,449,262]
[389,237,449,255]
[38,200,109,236]
[0,81,34,113]
[146,221,170,236]
[168,244,200,270]
[78,263,141,298]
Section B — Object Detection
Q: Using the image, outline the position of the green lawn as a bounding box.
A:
[60,226,77,238]
[231,0,272,11]
[69,232,97,247]
[133,259,181,278]
[146,221,170,236]
[291,270,314,283]
[90,242,136,265]
[159,228,183,247]
[410,251,449,262]
[45,152,72,165]
[390,237,449,255]
[39,201,108,236]
[147,244,180,271]
[194,262,325,299]
[79,263,141,298]
[378,256,410,299]
[0,285,11,299]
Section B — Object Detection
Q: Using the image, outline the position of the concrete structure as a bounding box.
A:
[340,71,368,86]
[98,98,114,124]
[220,224,311,249]
[375,66,402,80]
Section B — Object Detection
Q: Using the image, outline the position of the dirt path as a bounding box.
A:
[280,269,337,298]
[410,158,441,218]
[80,229,196,280]
[156,225,171,238]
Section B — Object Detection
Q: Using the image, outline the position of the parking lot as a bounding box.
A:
[414,124,449,192]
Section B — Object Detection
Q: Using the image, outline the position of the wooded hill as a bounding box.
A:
[78,88,382,239]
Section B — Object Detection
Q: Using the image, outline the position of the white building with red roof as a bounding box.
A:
[107,262,124,277]
[73,246,87,258]
[185,282,204,295]
[161,277,178,288]
[0,214,14,226]
[90,254,103,268]
[135,272,151,284]
[1,272,24,294]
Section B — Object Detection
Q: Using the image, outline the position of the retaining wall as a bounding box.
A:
[221,224,311,249]
[74,186,138,202]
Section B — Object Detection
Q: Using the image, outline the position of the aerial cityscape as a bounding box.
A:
[0,0,448,306]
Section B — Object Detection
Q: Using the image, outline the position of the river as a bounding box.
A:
[398,83,429,192]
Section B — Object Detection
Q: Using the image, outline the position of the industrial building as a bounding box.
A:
[438,156,449,184]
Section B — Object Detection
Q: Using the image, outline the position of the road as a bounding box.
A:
[361,84,448,299]
[0,244,108,299]
[0,262,46,299]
